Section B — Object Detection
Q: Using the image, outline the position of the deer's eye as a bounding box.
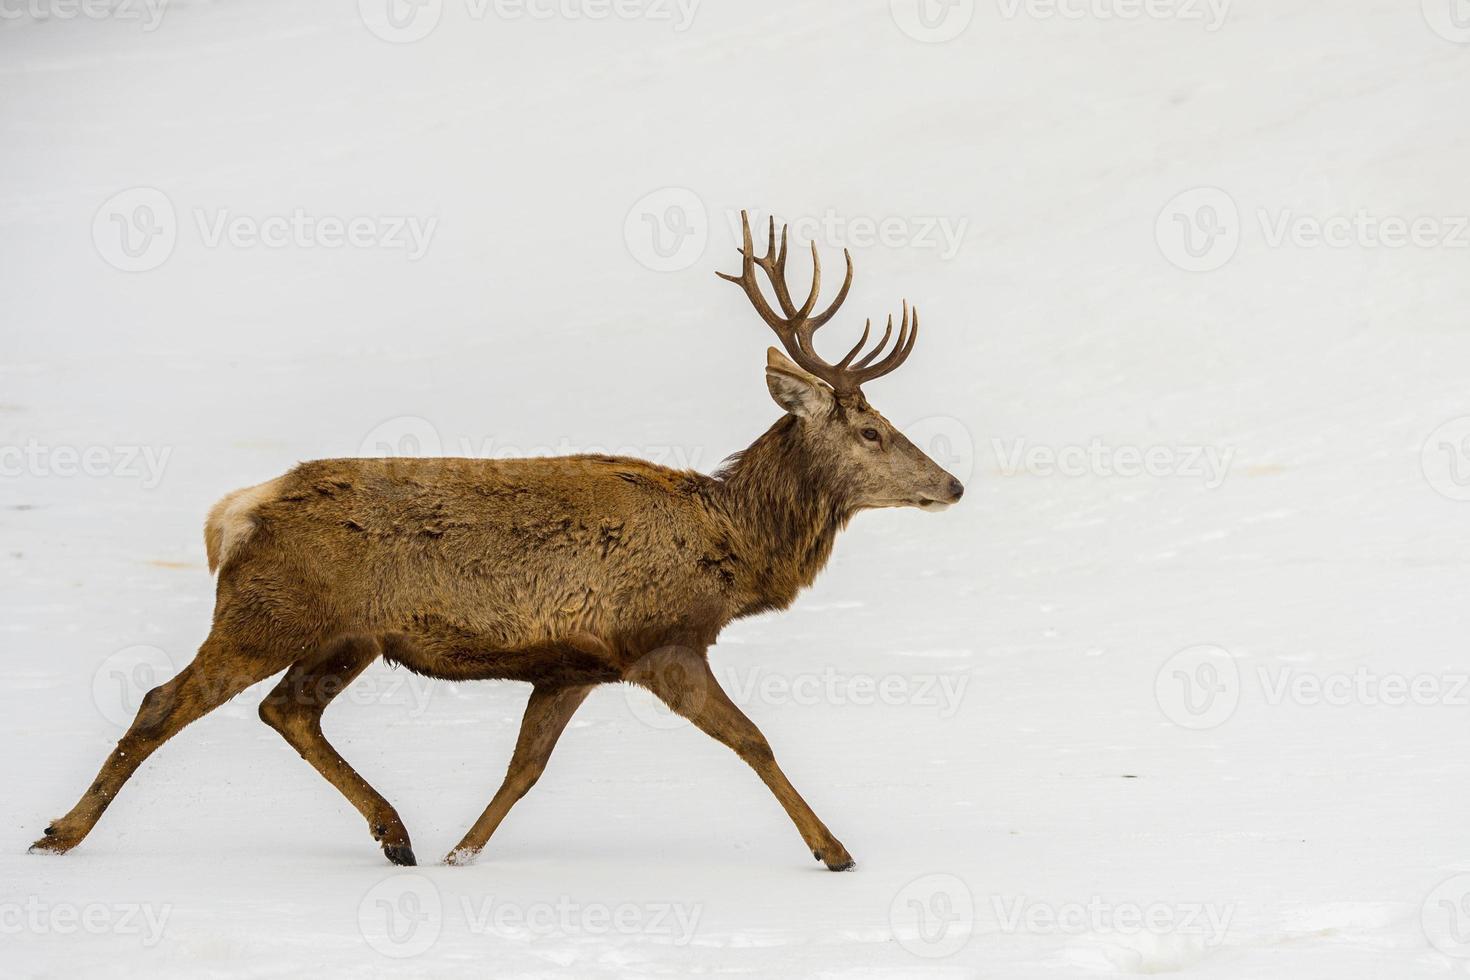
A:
[861,427,881,442]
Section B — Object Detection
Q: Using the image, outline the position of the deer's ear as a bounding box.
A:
[765,347,833,419]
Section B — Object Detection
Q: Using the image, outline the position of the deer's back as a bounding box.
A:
[206,455,737,682]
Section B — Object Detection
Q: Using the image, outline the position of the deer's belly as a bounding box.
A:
[379,628,627,686]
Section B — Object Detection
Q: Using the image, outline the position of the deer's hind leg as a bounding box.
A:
[31,630,291,855]
[257,637,417,866]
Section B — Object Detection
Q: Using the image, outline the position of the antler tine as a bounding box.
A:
[713,206,756,284]
[852,307,893,371]
[805,247,852,329]
[793,239,820,320]
[790,242,849,363]
[716,210,789,333]
[833,318,874,371]
[848,313,895,371]
[850,302,919,385]
[750,218,823,324]
[761,221,802,318]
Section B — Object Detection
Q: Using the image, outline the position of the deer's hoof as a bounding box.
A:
[815,840,855,871]
[383,843,417,867]
[443,847,478,867]
[28,833,72,855]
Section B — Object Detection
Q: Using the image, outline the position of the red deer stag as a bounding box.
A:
[32,211,963,870]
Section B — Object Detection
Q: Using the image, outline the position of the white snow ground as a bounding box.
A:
[4,0,1470,976]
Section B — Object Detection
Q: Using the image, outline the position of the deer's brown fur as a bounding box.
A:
[31,214,962,870]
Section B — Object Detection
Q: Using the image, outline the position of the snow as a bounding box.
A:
[3,0,1470,976]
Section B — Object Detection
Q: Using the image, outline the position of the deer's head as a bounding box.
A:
[719,212,964,512]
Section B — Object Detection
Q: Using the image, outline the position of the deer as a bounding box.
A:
[30,211,964,870]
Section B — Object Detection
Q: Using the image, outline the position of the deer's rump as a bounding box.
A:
[204,455,734,682]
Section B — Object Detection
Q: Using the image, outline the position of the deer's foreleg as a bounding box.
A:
[630,646,855,871]
[444,682,593,865]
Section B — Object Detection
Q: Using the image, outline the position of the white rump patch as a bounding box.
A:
[205,476,285,572]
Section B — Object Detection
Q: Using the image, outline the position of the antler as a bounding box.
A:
[716,210,918,394]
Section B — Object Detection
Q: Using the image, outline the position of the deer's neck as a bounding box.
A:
[714,415,857,616]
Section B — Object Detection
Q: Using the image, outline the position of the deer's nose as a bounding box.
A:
[947,478,965,502]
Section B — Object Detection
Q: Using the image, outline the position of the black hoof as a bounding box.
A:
[383,844,417,867]
[827,858,857,872]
